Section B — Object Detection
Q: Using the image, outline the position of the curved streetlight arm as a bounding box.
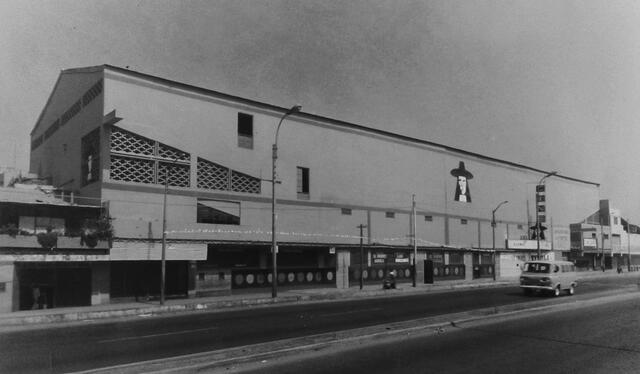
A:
[274,105,303,150]
[538,171,558,185]
[493,200,509,215]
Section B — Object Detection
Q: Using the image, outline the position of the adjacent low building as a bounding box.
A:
[17,64,604,306]
[0,183,107,312]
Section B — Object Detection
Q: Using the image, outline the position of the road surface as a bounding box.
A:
[235,293,640,373]
[0,276,637,373]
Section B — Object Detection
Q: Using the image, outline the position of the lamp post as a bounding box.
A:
[160,159,180,305]
[628,219,632,272]
[358,224,367,290]
[271,104,302,298]
[160,167,169,305]
[412,194,417,287]
[536,171,557,258]
[492,200,508,280]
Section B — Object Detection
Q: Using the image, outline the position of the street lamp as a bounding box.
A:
[161,159,179,305]
[492,200,509,280]
[536,171,557,258]
[271,104,302,298]
[160,167,170,305]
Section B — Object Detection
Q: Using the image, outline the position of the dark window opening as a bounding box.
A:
[341,208,352,215]
[297,167,309,199]
[197,199,240,225]
[237,113,253,149]
[424,215,433,222]
[81,128,100,186]
[386,212,395,218]
[461,219,468,225]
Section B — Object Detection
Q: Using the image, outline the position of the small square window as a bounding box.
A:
[198,273,205,281]
[386,212,395,218]
[237,113,253,149]
[517,224,524,230]
[341,208,352,215]
[460,219,468,225]
[424,215,433,222]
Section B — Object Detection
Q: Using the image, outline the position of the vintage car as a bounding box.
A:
[519,260,577,297]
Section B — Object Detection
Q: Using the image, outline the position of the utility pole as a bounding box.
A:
[160,167,169,305]
[412,195,417,287]
[358,224,367,290]
[492,200,508,281]
[628,219,632,272]
[271,105,302,298]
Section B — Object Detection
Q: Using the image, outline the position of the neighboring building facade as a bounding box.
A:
[570,199,640,270]
[25,65,601,303]
[0,184,106,312]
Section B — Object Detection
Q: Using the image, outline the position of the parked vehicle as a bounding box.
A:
[519,260,577,297]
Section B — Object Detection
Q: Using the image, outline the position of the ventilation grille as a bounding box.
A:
[158,162,190,187]
[197,158,261,194]
[231,170,261,194]
[110,156,155,184]
[111,127,154,156]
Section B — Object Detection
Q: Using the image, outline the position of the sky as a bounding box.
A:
[1,0,640,220]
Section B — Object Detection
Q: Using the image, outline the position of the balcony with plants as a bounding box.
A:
[0,202,113,251]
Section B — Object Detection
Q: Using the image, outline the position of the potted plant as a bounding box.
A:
[37,226,58,250]
[81,216,114,248]
[0,223,20,237]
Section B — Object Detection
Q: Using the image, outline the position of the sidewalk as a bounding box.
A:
[0,270,634,328]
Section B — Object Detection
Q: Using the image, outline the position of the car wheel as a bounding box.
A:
[568,285,575,296]
[553,286,561,297]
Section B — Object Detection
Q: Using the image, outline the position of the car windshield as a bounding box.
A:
[523,262,551,273]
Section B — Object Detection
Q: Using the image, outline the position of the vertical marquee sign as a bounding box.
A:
[536,184,546,224]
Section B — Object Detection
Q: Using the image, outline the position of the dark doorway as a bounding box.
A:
[110,261,188,299]
[18,265,91,310]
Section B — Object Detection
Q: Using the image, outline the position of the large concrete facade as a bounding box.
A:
[27,65,601,298]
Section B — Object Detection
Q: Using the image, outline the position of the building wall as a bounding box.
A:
[30,70,104,200]
[31,67,600,254]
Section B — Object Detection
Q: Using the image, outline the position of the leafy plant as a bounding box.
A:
[81,216,114,248]
[37,226,58,250]
[0,223,20,237]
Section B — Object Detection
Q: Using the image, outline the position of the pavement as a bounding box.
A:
[0,269,636,328]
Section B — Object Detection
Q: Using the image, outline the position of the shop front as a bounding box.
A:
[197,243,337,293]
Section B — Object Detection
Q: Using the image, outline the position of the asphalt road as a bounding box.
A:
[237,292,640,374]
[0,276,637,373]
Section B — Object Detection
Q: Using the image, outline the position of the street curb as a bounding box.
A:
[1,271,634,327]
[71,287,640,374]
[0,280,512,327]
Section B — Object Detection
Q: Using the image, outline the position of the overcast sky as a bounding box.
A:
[1,0,639,220]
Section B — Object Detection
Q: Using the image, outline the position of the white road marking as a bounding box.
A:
[98,327,218,344]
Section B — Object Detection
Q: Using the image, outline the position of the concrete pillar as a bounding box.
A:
[0,262,15,313]
[415,251,427,284]
[464,252,473,281]
[90,262,110,305]
[187,260,197,298]
[336,249,351,289]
